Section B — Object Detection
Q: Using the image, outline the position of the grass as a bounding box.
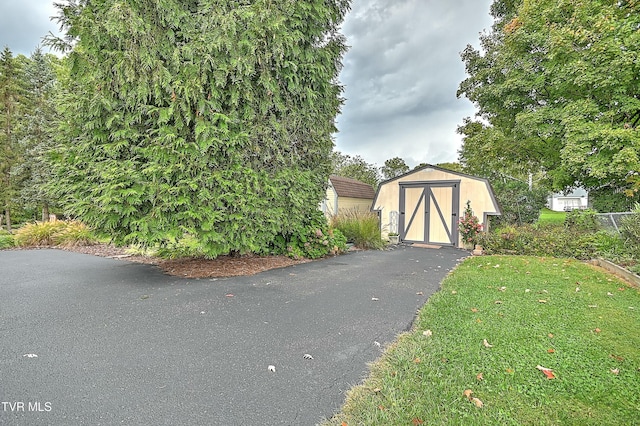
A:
[13,220,97,247]
[538,208,567,225]
[325,256,640,425]
[331,209,385,250]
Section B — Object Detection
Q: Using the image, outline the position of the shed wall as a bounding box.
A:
[373,168,499,245]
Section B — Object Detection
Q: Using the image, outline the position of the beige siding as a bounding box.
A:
[373,167,500,246]
[321,186,338,216]
[337,197,374,214]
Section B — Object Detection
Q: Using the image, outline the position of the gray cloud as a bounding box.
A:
[0,0,60,55]
[335,0,494,167]
[1,0,493,169]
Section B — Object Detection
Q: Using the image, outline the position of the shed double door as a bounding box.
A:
[399,182,460,246]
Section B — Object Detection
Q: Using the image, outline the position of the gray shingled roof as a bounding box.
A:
[329,175,375,200]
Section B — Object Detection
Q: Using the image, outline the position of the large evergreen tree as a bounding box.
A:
[13,47,60,221]
[458,0,640,199]
[49,0,350,255]
[0,47,26,231]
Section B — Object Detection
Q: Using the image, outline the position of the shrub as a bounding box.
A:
[478,224,599,259]
[267,210,348,259]
[330,209,385,250]
[154,234,208,259]
[564,208,599,231]
[491,180,549,225]
[14,220,96,247]
[458,201,483,245]
[620,202,640,243]
[0,230,14,249]
[53,221,96,247]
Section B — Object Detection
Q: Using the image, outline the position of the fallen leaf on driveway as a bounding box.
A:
[371,297,379,301]
[483,339,493,348]
[268,365,276,372]
[536,365,555,379]
[23,354,38,358]
[303,354,314,360]
[225,294,234,297]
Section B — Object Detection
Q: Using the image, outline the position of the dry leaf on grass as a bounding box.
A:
[476,372,484,381]
[412,418,424,425]
[536,365,555,379]
[471,397,484,408]
[483,339,493,348]
[422,329,433,337]
[471,308,479,313]
[611,368,620,375]
[463,389,473,398]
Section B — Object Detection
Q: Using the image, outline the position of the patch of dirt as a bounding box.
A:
[56,244,311,278]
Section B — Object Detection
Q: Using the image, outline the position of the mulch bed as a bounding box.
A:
[41,244,310,278]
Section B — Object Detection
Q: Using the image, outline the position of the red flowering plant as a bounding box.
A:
[458,201,483,245]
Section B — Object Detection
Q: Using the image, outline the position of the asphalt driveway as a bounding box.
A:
[1,246,466,425]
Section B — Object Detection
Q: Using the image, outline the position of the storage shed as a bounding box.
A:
[372,165,501,247]
[321,175,376,217]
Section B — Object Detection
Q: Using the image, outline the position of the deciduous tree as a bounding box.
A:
[381,156,409,180]
[458,0,640,200]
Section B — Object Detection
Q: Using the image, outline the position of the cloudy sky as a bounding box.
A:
[1,0,494,168]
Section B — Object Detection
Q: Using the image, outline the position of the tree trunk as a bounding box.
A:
[42,203,50,222]
[5,207,11,232]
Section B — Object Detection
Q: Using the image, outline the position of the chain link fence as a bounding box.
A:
[596,212,635,233]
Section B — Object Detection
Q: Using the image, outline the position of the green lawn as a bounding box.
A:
[538,208,567,225]
[325,256,640,425]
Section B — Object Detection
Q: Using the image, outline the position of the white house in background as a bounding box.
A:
[547,188,589,211]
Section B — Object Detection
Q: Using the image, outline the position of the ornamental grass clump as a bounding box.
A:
[459,201,483,245]
[14,220,96,247]
[331,209,385,250]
